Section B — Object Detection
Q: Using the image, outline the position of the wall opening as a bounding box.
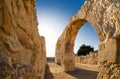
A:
[74,23,99,73]
[74,23,99,55]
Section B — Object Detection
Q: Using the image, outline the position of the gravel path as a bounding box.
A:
[45,63,98,79]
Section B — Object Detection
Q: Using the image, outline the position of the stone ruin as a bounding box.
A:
[55,0,120,79]
[0,0,46,79]
[0,0,120,79]
[75,52,98,65]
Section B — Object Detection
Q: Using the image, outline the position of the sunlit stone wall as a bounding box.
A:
[55,0,120,79]
[0,0,46,79]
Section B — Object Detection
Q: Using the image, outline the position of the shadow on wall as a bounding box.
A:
[67,67,98,79]
[45,64,54,79]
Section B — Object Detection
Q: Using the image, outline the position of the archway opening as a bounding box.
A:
[74,23,99,74]
[55,21,100,78]
[55,22,100,79]
[74,23,99,56]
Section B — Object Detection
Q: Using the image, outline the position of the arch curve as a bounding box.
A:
[55,0,120,79]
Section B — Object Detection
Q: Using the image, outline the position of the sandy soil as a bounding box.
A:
[75,63,98,72]
[45,63,98,79]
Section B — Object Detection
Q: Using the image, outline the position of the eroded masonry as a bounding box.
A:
[55,0,120,79]
[0,0,120,79]
[0,0,46,79]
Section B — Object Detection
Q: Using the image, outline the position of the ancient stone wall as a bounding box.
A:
[55,0,120,78]
[47,57,55,62]
[75,52,98,65]
[0,0,46,79]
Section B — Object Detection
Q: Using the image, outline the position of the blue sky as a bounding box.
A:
[36,0,99,57]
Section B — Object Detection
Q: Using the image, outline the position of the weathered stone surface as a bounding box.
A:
[75,52,98,65]
[61,53,75,72]
[55,39,62,65]
[98,38,118,63]
[88,52,98,65]
[0,0,46,79]
[55,0,120,78]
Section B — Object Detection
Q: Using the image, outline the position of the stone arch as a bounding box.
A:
[55,0,120,79]
[55,39,62,65]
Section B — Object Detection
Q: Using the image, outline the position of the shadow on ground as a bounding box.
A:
[67,67,98,79]
[45,64,54,79]
[45,63,98,79]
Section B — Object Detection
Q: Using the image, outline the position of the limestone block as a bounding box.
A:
[98,39,117,63]
[75,56,81,63]
[62,53,75,71]
[0,0,46,79]
[99,43,105,51]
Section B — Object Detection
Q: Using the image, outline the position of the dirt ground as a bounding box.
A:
[45,63,98,79]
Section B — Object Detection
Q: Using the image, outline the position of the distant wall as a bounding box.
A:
[75,52,98,65]
[47,57,55,62]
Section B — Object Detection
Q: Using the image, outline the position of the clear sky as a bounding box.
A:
[36,0,99,57]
